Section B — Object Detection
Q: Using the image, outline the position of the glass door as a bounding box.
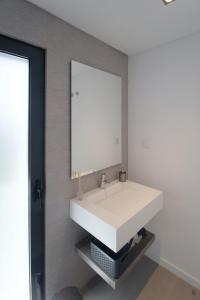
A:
[0,35,45,300]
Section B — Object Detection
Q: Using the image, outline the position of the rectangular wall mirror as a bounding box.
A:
[71,60,122,179]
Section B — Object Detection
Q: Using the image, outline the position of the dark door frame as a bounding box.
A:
[0,34,45,300]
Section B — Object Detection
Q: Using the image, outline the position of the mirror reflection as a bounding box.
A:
[71,61,122,178]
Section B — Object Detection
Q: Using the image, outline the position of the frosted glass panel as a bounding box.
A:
[0,52,30,300]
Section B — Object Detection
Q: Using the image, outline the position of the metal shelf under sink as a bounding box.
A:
[75,230,155,289]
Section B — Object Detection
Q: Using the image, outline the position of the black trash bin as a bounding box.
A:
[52,287,82,300]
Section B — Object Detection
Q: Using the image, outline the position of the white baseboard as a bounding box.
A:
[146,254,200,290]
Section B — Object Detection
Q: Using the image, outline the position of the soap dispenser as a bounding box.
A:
[76,172,83,200]
[119,168,127,182]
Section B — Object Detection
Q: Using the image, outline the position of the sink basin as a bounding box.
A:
[70,180,163,252]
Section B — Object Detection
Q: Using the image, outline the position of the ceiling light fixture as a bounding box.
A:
[163,0,176,5]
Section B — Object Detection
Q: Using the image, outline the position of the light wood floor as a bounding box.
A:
[138,266,200,300]
[83,256,200,300]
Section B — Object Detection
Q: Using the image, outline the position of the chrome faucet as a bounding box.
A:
[100,173,108,189]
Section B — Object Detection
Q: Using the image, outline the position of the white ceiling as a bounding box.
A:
[28,0,200,55]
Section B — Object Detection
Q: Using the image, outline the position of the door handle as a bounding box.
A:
[34,272,43,300]
[34,179,43,209]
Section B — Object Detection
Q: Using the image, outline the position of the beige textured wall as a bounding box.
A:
[0,0,128,298]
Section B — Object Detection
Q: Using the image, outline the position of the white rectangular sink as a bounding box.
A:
[70,180,163,252]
